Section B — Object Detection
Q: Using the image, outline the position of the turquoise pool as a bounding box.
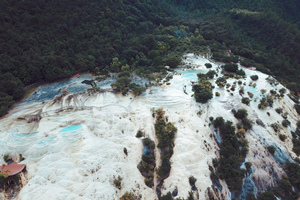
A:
[59,125,82,132]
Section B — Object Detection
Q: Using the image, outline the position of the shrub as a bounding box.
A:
[295,104,300,115]
[187,191,195,200]
[215,92,220,96]
[267,145,276,154]
[285,162,300,190]
[281,112,288,119]
[129,83,146,96]
[211,119,247,193]
[270,89,277,96]
[111,76,132,92]
[205,63,212,68]
[250,75,258,81]
[282,119,291,127]
[234,109,248,119]
[271,123,280,132]
[248,92,254,98]
[241,118,253,131]
[123,148,128,156]
[120,192,137,200]
[279,134,287,141]
[239,87,245,95]
[223,63,238,72]
[238,128,246,135]
[161,192,173,200]
[3,154,9,163]
[258,95,273,109]
[189,176,197,187]
[192,78,213,103]
[257,191,276,200]
[242,97,250,105]
[279,88,286,95]
[216,77,227,88]
[139,138,155,187]
[236,69,245,76]
[206,70,217,79]
[260,89,267,94]
[212,117,225,128]
[136,130,143,138]
[155,110,177,179]
[245,162,252,170]
[113,176,122,190]
[275,108,283,114]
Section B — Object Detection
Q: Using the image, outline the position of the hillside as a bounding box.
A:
[0,54,299,200]
[1,1,300,199]
[1,0,300,116]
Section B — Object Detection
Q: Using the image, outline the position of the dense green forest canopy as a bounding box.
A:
[0,0,300,116]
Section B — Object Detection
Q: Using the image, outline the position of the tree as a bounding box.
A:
[295,104,300,115]
[250,75,259,81]
[206,70,217,79]
[166,56,181,68]
[234,109,248,119]
[161,192,172,200]
[242,97,250,105]
[110,57,121,72]
[205,63,212,68]
[192,78,213,103]
[223,63,238,72]
[267,146,276,154]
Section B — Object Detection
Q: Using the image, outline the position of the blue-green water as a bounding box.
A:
[59,125,82,132]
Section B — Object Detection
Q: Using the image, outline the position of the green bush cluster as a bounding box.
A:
[295,104,300,115]
[155,109,177,179]
[258,95,274,109]
[271,123,281,132]
[267,145,276,154]
[259,162,300,200]
[216,77,227,88]
[292,121,300,156]
[211,117,248,193]
[138,138,155,188]
[192,77,213,103]
[279,134,287,141]
[205,63,212,68]
[223,63,238,72]
[250,75,259,81]
[282,119,291,127]
[233,109,253,131]
[242,97,250,105]
[136,130,143,138]
[120,192,138,200]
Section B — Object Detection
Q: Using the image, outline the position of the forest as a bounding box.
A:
[0,0,299,116]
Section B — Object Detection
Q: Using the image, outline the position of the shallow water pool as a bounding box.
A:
[59,125,82,132]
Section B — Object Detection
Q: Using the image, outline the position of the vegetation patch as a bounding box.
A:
[120,192,138,200]
[154,108,177,180]
[292,121,300,156]
[242,97,250,105]
[250,75,259,81]
[233,109,253,131]
[138,138,155,188]
[258,95,274,109]
[267,145,276,154]
[192,76,213,103]
[211,117,248,194]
